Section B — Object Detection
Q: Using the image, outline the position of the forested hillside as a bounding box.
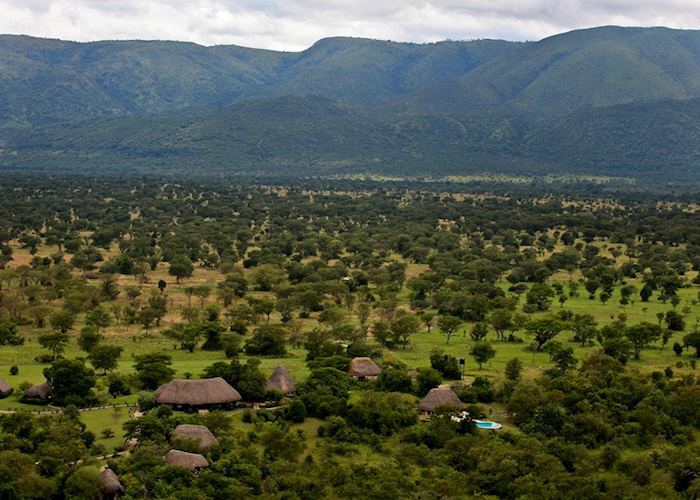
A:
[2,26,700,183]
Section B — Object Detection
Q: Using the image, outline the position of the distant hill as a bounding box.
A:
[2,27,700,184]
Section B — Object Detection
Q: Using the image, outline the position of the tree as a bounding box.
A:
[244,324,287,356]
[85,306,111,331]
[64,467,104,499]
[49,309,75,333]
[525,317,566,351]
[683,330,700,357]
[430,349,461,379]
[625,323,663,360]
[168,257,193,283]
[158,279,167,295]
[552,347,576,374]
[88,345,123,374]
[162,323,200,352]
[416,368,442,396]
[0,322,24,345]
[665,310,686,331]
[375,369,413,393]
[194,284,211,307]
[199,321,226,351]
[202,358,267,401]
[420,311,436,332]
[390,311,421,349]
[640,283,653,302]
[77,325,103,353]
[437,315,462,344]
[505,357,523,381]
[489,309,513,341]
[372,320,392,347]
[133,353,175,389]
[44,358,96,406]
[570,313,597,347]
[525,283,555,311]
[147,293,168,327]
[470,322,489,342]
[470,342,496,369]
[38,332,70,361]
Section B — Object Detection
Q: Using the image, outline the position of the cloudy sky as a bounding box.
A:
[2,0,699,50]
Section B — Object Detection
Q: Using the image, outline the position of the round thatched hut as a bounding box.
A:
[21,382,52,404]
[166,449,209,472]
[0,378,13,399]
[172,424,218,451]
[348,357,381,381]
[101,468,124,499]
[155,377,241,409]
[419,386,463,415]
[266,365,296,395]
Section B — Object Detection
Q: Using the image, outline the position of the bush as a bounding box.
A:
[416,368,442,396]
[430,350,461,379]
[375,369,413,393]
[137,391,157,411]
[9,365,18,376]
[284,399,307,423]
[107,374,131,397]
[244,325,287,356]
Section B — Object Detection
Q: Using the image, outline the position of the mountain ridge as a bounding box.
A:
[2,26,700,184]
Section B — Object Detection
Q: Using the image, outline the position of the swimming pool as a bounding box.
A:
[474,420,502,430]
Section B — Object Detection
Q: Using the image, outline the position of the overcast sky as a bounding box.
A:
[2,0,699,51]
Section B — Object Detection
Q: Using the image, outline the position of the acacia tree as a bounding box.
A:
[470,342,496,369]
[525,317,567,351]
[625,322,662,360]
[168,258,193,283]
[390,311,421,349]
[89,345,123,374]
[437,315,462,344]
[38,332,70,361]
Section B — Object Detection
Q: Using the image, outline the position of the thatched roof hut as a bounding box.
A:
[22,382,52,402]
[101,468,124,498]
[348,357,381,380]
[172,424,218,451]
[165,449,209,471]
[0,378,13,398]
[419,386,463,413]
[266,365,296,395]
[155,377,241,407]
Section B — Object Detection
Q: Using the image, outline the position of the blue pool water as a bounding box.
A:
[474,420,502,430]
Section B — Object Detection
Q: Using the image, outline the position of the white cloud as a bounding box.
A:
[0,0,699,50]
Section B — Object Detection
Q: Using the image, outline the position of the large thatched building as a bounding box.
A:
[101,468,124,499]
[266,365,296,395]
[172,424,218,451]
[21,382,52,404]
[0,378,13,398]
[419,386,463,415]
[166,449,209,472]
[348,357,381,381]
[155,377,241,409]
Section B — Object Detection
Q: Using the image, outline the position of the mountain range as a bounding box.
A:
[2,26,700,183]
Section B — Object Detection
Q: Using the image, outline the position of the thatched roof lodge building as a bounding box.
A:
[266,365,296,395]
[101,468,124,499]
[419,386,463,415]
[155,377,241,409]
[21,382,52,404]
[172,424,218,451]
[0,378,13,398]
[348,357,381,381]
[166,449,209,472]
